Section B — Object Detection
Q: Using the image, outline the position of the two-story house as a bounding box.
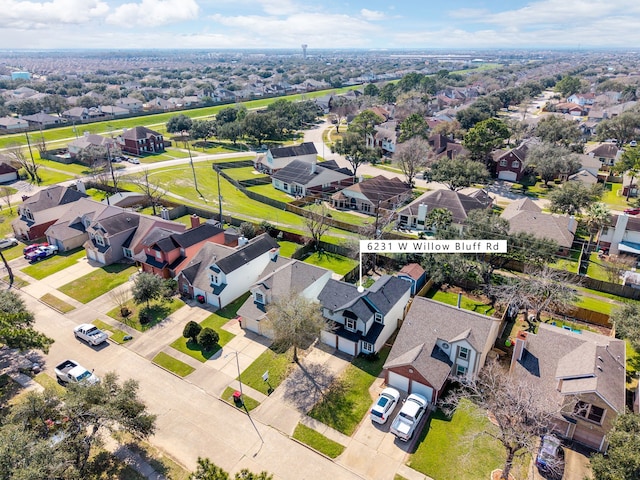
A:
[68,132,117,160]
[383,297,502,404]
[585,142,621,167]
[115,97,144,113]
[330,175,412,214]
[493,141,533,182]
[318,275,411,356]
[176,233,280,309]
[12,185,88,241]
[117,126,165,156]
[598,213,640,255]
[237,259,332,337]
[510,325,626,451]
[254,142,317,174]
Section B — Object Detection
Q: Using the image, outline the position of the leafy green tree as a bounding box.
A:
[596,110,640,145]
[197,327,219,351]
[548,182,603,215]
[266,291,327,363]
[216,121,243,145]
[555,75,582,97]
[613,146,640,200]
[463,118,510,162]
[378,83,397,103]
[132,272,165,310]
[0,290,53,353]
[425,208,453,232]
[332,131,375,177]
[611,303,640,351]
[583,202,611,253]
[239,222,257,239]
[456,107,490,130]
[183,321,202,344]
[535,115,581,146]
[350,110,385,141]
[190,119,216,143]
[243,111,277,144]
[526,143,581,186]
[363,83,379,96]
[429,157,489,191]
[591,413,640,480]
[399,112,429,142]
[166,114,193,134]
[216,106,244,124]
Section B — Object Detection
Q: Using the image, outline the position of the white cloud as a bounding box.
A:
[360,8,384,21]
[256,0,299,16]
[0,0,109,28]
[106,0,199,27]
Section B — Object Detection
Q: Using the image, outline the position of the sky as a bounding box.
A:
[1,0,639,50]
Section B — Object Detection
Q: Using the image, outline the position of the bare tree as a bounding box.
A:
[601,254,636,284]
[442,360,557,480]
[130,169,167,215]
[0,186,14,214]
[303,202,331,248]
[394,137,431,186]
[7,142,40,184]
[265,291,329,363]
[109,285,132,320]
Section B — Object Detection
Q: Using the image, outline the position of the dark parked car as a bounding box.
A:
[624,207,640,215]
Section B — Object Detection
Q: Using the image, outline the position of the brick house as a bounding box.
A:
[118,126,165,156]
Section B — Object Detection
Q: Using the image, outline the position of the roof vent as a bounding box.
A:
[597,365,603,371]
[598,356,603,361]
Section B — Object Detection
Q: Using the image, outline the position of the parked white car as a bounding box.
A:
[127,157,140,164]
[390,393,428,441]
[0,237,18,249]
[370,387,400,424]
[74,323,108,346]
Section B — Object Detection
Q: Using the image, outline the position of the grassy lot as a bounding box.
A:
[292,423,345,458]
[409,399,525,480]
[223,166,269,182]
[91,319,132,344]
[170,311,236,362]
[586,252,612,282]
[549,248,580,274]
[58,264,137,303]
[0,243,24,261]
[241,345,295,395]
[626,340,639,390]
[426,289,495,316]
[40,293,76,313]
[574,295,615,315]
[305,204,371,227]
[33,372,67,396]
[152,352,195,377]
[278,240,302,258]
[246,184,297,203]
[308,347,389,436]
[107,297,184,332]
[21,248,86,280]
[221,386,260,411]
[301,251,359,276]
[0,208,19,240]
[602,182,634,209]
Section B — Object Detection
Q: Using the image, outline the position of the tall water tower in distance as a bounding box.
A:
[301,44,308,59]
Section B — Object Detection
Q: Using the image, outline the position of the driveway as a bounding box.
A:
[529,443,592,480]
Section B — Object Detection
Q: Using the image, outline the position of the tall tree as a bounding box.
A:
[131,169,167,215]
[591,413,640,480]
[526,143,581,186]
[398,112,429,142]
[7,142,41,184]
[535,115,581,146]
[596,110,640,145]
[350,110,384,143]
[463,118,510,163]
[303,203,331,249]
[166,114,193,134]
[611,303,640,351]
[442,360,557,480]
[425,208,453,232]
[190,119,216,143]
[0,290,53,352]
[132,272,165,310]
[429,157,489,191]
[555,75,582,97]
[583,202,611,253]
[394,137,431,186]
[329,96,357,133]
[266,291,328,363]
[613,146,640,200]
[548,182,603,215]
[331,131,375,177]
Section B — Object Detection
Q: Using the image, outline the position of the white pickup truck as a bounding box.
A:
[73,323,108,346]
[54,359,100,386]
[390,393,428,442]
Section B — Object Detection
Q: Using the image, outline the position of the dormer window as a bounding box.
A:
[374,312,383,323]
[95,234,105,247]
[255,292,265,304]
[345,318,356,332]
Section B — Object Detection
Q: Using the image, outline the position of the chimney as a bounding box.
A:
[160,207,170,220]
[190,214,201,229]
[310,161,317,174]
[456,292,462,309]
[238,236,248,247]
[75,180,86,193]
[510,331,528,373]
[417,203,428,222]
[567,215,576,233]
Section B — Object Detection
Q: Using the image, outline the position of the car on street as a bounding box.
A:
[624,207,640,215]
[630,140,638,147]
[26,245,59,262]
[0,237,18,249]
[535,435,564,477]
[390,393,428,441]
[370,387,400,424]
[74,323,108,346]
[127,157,140,164]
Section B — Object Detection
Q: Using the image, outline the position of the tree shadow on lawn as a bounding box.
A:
[285,362,337,413]
[183,339,221,360]
[137,303,173,331]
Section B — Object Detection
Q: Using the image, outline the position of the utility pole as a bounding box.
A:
[183,131,199,194]
[213,164,223,224]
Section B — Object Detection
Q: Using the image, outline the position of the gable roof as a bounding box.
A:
[215,233,279,274]
[272,159,352,187]
[121,126,162,141]
[398,189,486,225]
[384,297,499,392]
[501,198,576,248]
[512,324,626,414]
[0,162,18,174]
[269,142,317,159]
[22,185,88,212]
[337,175,411,204]
[398,263,426,281]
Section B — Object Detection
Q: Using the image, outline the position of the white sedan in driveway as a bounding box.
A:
[370,387,400,424]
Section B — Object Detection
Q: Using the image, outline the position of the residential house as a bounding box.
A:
[0,116,28,131]
[0,160,18,183]
[100,105,130,117]
[555,102,586,116]
[62,107,90,122]
[397,263,427,295]
[254,142,317,174]
[366,121,397,156]
[331,175,412,214]
[383,297,501,404]
[12,185,88,241]
[567,93,596,106]
[68,132,117,160]
[84,212,185,265]
[318,275,411,356]
[397,189,489,231]
[565,153,603,187]
[117,126,165,156]
[493,141,532,182]
[115,97,143,113]
[21,112,63,128]
[586,143,621,167]
[428,134,467,160]
[598,213,640,255]
[176,233,280,309]
[145,97,174,111]
[510,325,626,451]
[501,198,577,255]
[238,259,332,337]
[135,220,226,279]
[271,159,354,197]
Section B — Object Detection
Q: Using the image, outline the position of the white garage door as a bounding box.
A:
[337,337,356,355]
[87,250,96,261]
[498,170,518,182]
[321,331,336,349]
[410,381,434,404]
[387,371,409,393]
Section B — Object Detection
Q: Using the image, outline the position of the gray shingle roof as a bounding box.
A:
[215,233,279,274]
[398,189,487,225]
[270,142,317,159]
[272,159,351,187]
[501,198,576,248]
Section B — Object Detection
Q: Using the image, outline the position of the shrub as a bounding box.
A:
[183,321,202,343]
[197,327,219,351]
[239,222,257,239]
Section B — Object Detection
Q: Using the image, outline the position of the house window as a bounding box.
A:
[182,283,189,293]
[458,347,470,360]
[456,365,467,376]
[362,203,371,213]
[123,248,132,258]
[155,250,162,259]
[574,401,606,424]
[362,342,374,353]
[374,312,383,323]
[499,159,507,166]
[255,292,264,304]
[95,234,105,247]
[512,160,520,168]
[210,274,219,285]
[345,318,356,332]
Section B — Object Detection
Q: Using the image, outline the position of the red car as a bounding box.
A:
[624,208,640,215]
[23,243,48,257]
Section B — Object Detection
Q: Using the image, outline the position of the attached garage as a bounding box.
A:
[337,337,356,356]
[498,170,518,182]
[572,426,605,451]
[87,250,96,261]
[387,371,410,393]
[410,380,434,404]
[321,331,336,349]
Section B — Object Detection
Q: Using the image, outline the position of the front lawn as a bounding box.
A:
[602,182,633,209]
[292,423,345,459]
[169,311,236,362]
[409,399,510,480]
[426,289,494,316]
[152,352,195,377]
[58,264,137,303]
[33,372,66,395]
[21,248,87,280]
[308,347,389,436]
[302,251,359,277]
[107,297,185,332]
[40,293,75,313]
[221,386,260,411]
[91,319,132,344]
[241,345,294,395]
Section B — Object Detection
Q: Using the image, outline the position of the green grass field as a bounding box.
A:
[21,248,86,280]
[152,352,195,377]
[292,423,345,458]
[241,346,294,395]
[58,264,137,303]
[426,289,495,316]
[301,251,359,276]
[170,312,236,362]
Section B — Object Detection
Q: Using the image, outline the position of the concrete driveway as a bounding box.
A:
[529,443,592,480]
